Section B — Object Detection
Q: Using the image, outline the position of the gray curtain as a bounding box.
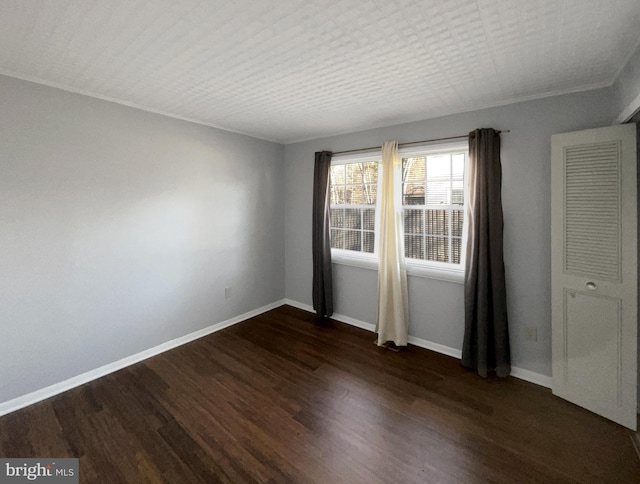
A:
[312,151,334,318]
[462,128,511,377]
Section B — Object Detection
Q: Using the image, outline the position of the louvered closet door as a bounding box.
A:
[551,124,637,430]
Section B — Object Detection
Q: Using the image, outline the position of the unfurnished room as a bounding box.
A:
[1,1,640,483]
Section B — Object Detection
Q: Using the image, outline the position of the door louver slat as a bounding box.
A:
[563,142,620,281]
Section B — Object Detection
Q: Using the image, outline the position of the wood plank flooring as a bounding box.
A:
[1,305,638,483]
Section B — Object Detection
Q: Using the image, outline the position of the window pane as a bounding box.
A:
[403,183,424,205]
[330,229,344,249]
[362,183,377,204]
[363,162,378,183]
[452,210,464,237]
[451,179,464,205]
[343,208,361,229]
[403,157,426,182]
[452,153,465,178]
[331,185,345,205]
[404,209,423,234]
[330,165,345,185]
[405,235,424,260]
[426,209,448,235]
[330,208,344,228]
[345,183,377,205]
[363,232,375,253]
[427,154,451,179]
[346,163,363,184]
[426,181,449,205]
[363,208,376,231]
[343,230,361,251]
[426,236,449,262]
[452,237,462,264]
[346,184,364,204]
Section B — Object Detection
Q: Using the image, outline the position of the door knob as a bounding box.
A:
[585,281,597,290]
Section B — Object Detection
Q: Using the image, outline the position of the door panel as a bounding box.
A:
[551,124,637,430]
[564,290,621,409]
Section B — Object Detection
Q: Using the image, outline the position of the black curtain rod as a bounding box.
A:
[331,130,510,156]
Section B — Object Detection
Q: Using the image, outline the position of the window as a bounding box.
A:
[402,149,466,265]
[329,159,379,254]
[329,143,468,276]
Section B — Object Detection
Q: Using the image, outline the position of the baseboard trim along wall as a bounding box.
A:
[1,297,552,418]
[0,300,286,418]
[283,298,552,389]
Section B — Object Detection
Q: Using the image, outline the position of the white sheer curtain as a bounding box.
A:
[376,141,409,346]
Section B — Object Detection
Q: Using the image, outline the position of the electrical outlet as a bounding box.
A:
[525,326,538,341]
[225,287,232,299]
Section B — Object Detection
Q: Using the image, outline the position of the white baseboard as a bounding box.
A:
[283,299,551,389]
[283,298,314,314]
[0,300,287,418]
[510,367,552,388]
[407,335,462,359]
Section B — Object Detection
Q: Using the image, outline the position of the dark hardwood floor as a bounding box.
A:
[1,305,638,483]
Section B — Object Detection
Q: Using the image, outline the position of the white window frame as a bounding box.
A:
[329,142,468,283]
[329,152,381,266]
[399,141,468,281]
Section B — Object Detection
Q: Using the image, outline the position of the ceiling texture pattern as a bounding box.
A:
[1,0,639,143]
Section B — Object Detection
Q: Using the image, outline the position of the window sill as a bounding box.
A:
[331,251,378,271]
[330,252,464,284]
[406,263,465,283]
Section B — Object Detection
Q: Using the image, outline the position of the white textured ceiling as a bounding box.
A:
[1,1,639,143]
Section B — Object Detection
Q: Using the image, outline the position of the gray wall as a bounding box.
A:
[614,42,640,122]
[0,75,285,403]
[284,88,616,377]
